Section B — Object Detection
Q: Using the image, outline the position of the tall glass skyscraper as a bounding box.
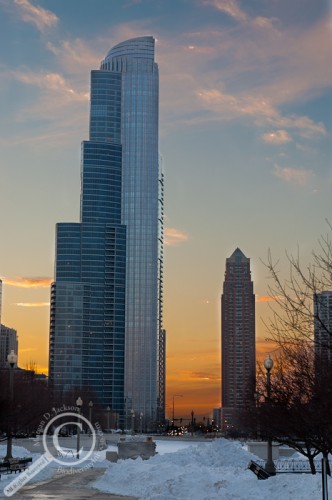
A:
[221,248,255,430]
[49,37,163,427]
[314,291,332,365]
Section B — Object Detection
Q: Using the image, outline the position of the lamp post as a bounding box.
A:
[172,394,183,428]
[264,354,276,475]
[130,409,135,435]
[139,412,143,434]
[106,406,111,430]
[76,397,83,459]
[191,410,194,437]
[88,401,93,424]
[254,391,261,440]
[5,350,17,460]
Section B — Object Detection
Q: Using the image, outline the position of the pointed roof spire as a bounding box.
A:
[227,248,248,262]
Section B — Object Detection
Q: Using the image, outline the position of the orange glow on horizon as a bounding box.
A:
[1,281,281,420]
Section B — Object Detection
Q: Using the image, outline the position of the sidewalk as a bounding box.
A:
[8,467,137,499]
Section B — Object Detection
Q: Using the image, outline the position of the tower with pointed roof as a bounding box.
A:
[221,248,255,430]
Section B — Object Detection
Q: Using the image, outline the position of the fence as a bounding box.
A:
[254,458,332,473]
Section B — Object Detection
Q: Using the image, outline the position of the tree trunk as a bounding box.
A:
[308,454,316,474]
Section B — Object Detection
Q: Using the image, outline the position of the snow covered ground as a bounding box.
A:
[0,438,329,499]
[92,438,325,499]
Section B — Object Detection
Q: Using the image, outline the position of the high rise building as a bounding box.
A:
[212,407,222,429]
[0,280,19,367]
[0,279,2,327]
[49,36,163,426]
[221,248,255,430]
[314,291,332,365]
[0,324,18,368]
[157,328,166,424]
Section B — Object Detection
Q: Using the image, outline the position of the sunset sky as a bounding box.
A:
[0,0,331,421]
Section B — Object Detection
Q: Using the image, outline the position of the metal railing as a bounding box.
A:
[254,458,332,473]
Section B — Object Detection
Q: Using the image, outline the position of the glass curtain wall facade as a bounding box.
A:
[101,36,161,428]
[314,291,332,366]
[49,36,162,428]
[49,68,126,419]
[0,325,18,368]
[221,248,255,431]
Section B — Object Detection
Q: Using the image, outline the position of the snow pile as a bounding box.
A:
[0,444,57,488]
[0,439,328,499]
[0,445,33,459]
[91,438,325,499]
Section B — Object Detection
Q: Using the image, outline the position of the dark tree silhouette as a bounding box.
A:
[0,368,51,439]
[263,224,332,351]
[240,344,332,474]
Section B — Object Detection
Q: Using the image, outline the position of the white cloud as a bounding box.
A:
[1,10,329,153]
[196,89,326,138]
[202,0,279,33]
[164,227,190,247]
[46,39,101,76]
[273,164,314,186]
[158,13,331,141]
[11,70,89,102]
[202,0,248,22]
[13,0,58,31]
[262,130,292,144]
[253,16,276,29]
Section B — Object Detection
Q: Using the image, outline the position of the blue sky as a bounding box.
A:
[0,0,331,417]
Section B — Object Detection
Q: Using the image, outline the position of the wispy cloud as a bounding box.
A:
[1,5,329,158]
[252,16,276,30]
[158,12,330,146]
[11,70,89,102]
[164,227,190,246]
[2,277,52,288]
[196,89,327,138]
[3,0,59,32]
[273,164,314,186]
[1,67,90,148]
[14,302,50,307]
[189,371,220,381]
[202,0,277,30]
[261,130,292,145]
[46,39,101,76]
[256,295,284,303]
[202,0,248,22]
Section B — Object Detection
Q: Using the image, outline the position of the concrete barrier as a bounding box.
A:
[117,437,156,460]
[247,441,279,460]
[105,451,118,463]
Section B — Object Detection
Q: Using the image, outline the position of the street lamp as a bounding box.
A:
[264,354,276,475]
[254,391,261,440]
[88,401,93,423]
[139,412,143,434]
[130,409,135,435]
[106,406,111,430]
[5,350,17,460]
[191,410,195,437]
[172,394,183,428]
[76,396,83,459]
